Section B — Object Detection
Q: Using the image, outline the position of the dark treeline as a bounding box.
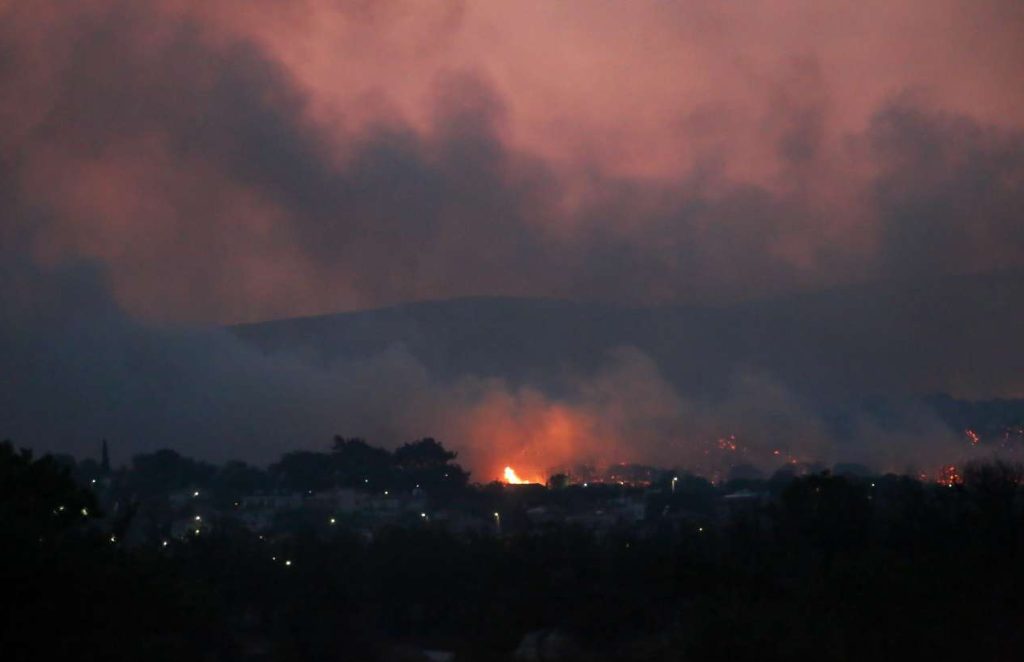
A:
[3,438,1024,661]
[70,435,471,499]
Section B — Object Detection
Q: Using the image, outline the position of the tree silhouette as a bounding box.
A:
[393,438,468,495]
[331,436,393,488]
[269,450,335,492]
[128,449,217,496]
[0,440,98,542]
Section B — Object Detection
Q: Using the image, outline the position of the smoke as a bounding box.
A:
[0,259,990,479]
[0,0,1021,477]
[424,350,981,481]
[1,0,1022,323]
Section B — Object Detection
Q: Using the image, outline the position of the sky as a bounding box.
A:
[1,0,1022,476]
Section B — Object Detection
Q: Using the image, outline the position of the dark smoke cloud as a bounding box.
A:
[3,0,1021,322]
[869,101,1024,277]
[0,0,1022,474]
[0,262,986,478]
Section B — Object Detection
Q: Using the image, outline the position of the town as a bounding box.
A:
[6,434,1024,660]
[58,436,969,547]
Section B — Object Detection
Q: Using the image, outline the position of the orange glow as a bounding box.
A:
[504,466,528,484]
[450,385,604,483]
[503,466,545,485]
[716,435,738,452]
[937,464,963,487]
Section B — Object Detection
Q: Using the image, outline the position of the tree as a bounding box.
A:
[962,459,1024,547]
[217,460,270,497]
[548,473,569,490]
[393,438,456,471]
[392,438,468,495]
[269,450,335,492]
[778,472,870,568]
[331,436,393,488]
[0,440,98,543]
[128,449,217,496]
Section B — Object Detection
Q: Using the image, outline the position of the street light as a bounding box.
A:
[671,476,678,493]
[493,512,501,535]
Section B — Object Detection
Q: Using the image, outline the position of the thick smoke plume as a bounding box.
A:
[1,0,1022,476]
[0,264,996,479]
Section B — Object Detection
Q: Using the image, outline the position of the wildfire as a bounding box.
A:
[965,429,981,446]
[716,435,738,452]
[938,464,963,488]
[503,466,528,484]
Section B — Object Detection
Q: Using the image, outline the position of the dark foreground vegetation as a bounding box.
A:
[3,439,1024,661]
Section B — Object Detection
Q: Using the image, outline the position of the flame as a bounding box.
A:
[938,464,962,487]
[504,466,529,484]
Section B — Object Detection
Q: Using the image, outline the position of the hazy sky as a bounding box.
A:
[1,1,1021,475]
[2,0,1021,323]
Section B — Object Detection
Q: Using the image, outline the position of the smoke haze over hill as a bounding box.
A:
[4,262,1021,479]
[1,1,1022,478]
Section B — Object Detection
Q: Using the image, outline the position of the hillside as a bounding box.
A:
[232,270,1024,402]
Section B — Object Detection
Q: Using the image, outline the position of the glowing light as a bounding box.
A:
[965,429,981,446]
[716,436,738,452]
[938,465,963,487]
[502,465,548,484]
[504,466,528,484]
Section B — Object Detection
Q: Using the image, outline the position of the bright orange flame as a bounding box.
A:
[504,466,528,484]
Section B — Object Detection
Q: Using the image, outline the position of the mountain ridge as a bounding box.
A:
[230,269,1024,403]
